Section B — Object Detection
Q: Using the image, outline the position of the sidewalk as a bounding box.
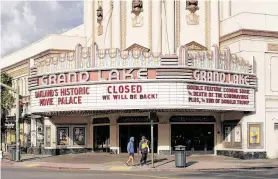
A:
[2,153,278,172]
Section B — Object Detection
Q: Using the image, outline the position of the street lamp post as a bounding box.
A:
[0,82,20,162]
[149,112,155,168]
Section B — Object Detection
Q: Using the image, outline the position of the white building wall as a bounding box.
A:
[126,1,149,49]
[62,24,84,37]
[220,1,278,37]
[180,0,206,47]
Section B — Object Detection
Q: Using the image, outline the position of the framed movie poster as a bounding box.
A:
[224,126,231,142]
[248,123,263,148]
[234,126,241,143]
[73,127,85,145]
[57,127,69,145]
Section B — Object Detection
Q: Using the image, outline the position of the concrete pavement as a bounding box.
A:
[2,153,278,172]
[2,167,278,179]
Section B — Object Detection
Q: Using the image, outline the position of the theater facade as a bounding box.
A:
[28,43,261,158]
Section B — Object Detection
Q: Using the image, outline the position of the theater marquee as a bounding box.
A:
[30,81,255,113]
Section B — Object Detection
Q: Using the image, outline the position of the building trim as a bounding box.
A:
[1,49,73,72]
[220,29,278,43]
[120,1,127,50]
[175,0,180,49]
[149,0,152,51]
[205,0,211,49]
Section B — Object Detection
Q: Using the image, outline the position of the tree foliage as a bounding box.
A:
[1,72,15,110]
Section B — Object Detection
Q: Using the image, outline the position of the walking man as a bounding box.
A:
[125,137,135,166]
[139,136,149,166]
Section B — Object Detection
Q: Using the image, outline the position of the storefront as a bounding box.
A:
[28,44,258,157]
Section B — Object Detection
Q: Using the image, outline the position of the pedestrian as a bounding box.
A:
[139,136,149,166]
[125,136,135,166]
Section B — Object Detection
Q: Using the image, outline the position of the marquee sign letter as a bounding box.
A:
[109,70,120,80]
[137,69,148,79]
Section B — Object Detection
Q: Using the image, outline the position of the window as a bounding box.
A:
[57,127,69,145]
[73,127,85,145]
[45,126,51,147]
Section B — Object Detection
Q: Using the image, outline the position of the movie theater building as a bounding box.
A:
[28,40,260,158]
[1,0,278,159]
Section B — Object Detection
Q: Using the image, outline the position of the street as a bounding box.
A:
[1,167,278,179]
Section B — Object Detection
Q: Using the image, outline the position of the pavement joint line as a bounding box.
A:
[24,164,40,167]
[121,173,180,179]
[214,173,276,179]
[109,166,132,171]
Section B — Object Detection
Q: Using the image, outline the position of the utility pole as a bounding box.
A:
[0,82,20,162]
[150,112,155,168]
[0,108,3,160]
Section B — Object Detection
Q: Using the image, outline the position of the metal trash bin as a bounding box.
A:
[9,146,16,161]
[174,145,186,167]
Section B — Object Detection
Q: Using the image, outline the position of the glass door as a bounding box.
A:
[93,126,110,152]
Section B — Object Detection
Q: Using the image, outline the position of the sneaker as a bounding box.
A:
[125,163,128,166]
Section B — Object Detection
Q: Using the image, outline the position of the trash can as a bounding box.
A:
[174,145,186,167]
[9,145,16,161]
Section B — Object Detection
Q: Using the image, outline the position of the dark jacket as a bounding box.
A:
[127,137,135,154]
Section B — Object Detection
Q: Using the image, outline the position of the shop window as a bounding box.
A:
[222,121,242,148]
[56,125,87,147]
[248,123,263,149]
[45,126,51,147]
[274,123,278,130]
[224,126,231,142]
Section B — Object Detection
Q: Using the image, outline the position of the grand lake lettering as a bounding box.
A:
[193,70,250,85]
[40,68,148,86]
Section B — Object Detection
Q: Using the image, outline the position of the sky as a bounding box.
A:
[0,0,83,57]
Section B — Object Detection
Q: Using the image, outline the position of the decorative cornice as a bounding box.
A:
[7,66,29,78]
[34,108,228,117]
[124,43,150,52]
[1,59,28,72]
[1,49,71,72]
[149,0,152,51]
[205,0,211,49]
[268,43,278,52]
[220,29,278,43]
[175,1,180,49]
[185,41,208,51]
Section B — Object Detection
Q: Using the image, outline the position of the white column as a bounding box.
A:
[112,0,121,49]
[87,118,93,150]
[157,114,171,155]
[152,0,161,52]
[166,0,175,54]
[161,1,167,54]
[214,113,222,153]
[84,0,94,46]
[109,115,119,154]
[31,118,37,147]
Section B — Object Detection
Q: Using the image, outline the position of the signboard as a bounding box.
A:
[5,123,15,129]
[30,82,255,113]
[234,126,241,142]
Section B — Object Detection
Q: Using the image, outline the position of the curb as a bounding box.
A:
[2,161,278,172]
[145,166,278,172]
[36,165,91,171]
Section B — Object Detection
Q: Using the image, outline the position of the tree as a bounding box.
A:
[1,72,15,132]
